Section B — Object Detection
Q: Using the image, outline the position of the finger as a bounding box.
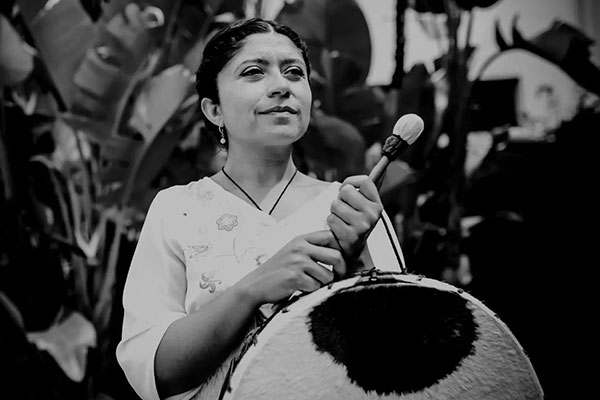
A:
[331,260,347,278]
[303,233,347,277]
[337,184,370,213]
[301,230,347,275]
[341,175,382,204]
[326,214,358,245]
[338,187,383,223]
[305,262,335,285]
[303,229,342,248]
[330,197,362,226]
[325,244,347,277]
[307,240,345,267]
[296,273,324,293]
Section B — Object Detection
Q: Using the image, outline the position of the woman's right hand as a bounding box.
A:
[235,230,346,306]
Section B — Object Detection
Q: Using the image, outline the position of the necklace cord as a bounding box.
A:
[221,167,298,215]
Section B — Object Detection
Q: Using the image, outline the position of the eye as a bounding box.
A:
[284,66,305,79]
[241,66,263,77]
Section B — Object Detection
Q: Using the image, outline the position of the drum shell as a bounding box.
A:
[198,272,544,400]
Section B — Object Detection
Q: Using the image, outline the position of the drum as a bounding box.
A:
[198,269,543,400]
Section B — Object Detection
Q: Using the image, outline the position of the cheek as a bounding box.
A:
[304,88,312,108]
[301,97,311,119]
[300,86,312,126]
[300,80,312,104]
[220,89,256,122]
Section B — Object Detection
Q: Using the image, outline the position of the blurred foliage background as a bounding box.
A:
[0,0,598,399]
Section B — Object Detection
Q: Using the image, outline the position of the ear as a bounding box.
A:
[200,97,222,127]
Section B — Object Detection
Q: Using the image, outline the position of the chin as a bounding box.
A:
[268,127,306,144]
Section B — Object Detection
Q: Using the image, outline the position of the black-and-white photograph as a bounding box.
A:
[1,1,597,399]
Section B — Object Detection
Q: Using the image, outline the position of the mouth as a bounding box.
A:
[259,106,298,114]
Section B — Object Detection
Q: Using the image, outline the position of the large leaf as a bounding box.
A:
[27,311,97,382]
[16,0,96,107]
[276,0,371,87]
[332,85,387,146]
[67,2,171,140]
[94,65,195,206]
[0,14,34,86]
[95,135,145,205]
[128,65,194,143]
[127,65,196,201]
[509,18,600,96]
[297,108,367,180]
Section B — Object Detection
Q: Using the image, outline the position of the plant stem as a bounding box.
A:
[0,98,14,202]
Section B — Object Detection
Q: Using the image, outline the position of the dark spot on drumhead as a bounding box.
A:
[308,285,477,395]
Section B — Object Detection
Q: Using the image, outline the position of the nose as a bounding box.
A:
[267,72,291,98]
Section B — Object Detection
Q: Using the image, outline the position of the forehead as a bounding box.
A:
[228,32,305,67]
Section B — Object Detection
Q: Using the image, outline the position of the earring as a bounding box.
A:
[218,125,226,145]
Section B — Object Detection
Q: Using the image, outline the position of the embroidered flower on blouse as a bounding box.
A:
[199,271,222,293]
[185,243,212,260]
[216,214,239,231]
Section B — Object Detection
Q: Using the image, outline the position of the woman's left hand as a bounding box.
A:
[326,175,383,268]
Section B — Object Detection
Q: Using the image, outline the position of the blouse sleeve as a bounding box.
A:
[366,210,406,272]
[116,188,189,400]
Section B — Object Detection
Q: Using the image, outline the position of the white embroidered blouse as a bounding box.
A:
[116,177,404,400]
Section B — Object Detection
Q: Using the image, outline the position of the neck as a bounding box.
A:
[218,146,299,215]
[223,145,296,189]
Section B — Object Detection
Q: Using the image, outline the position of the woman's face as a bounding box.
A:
[213,32,312,149]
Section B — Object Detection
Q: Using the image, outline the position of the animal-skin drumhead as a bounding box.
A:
[221,274,543,400]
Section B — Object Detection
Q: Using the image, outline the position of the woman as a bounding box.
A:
[117,18,403,400]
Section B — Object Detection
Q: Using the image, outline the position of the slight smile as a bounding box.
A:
[259,106,298,114]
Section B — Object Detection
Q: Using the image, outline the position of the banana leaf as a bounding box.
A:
[495,18,600,96]
[0,14,34,87]
[276,0,371,88]
[128,65,195,143]
[27,311,97,383]
[16,0,97,107]
[332,84,387,146]
[66,1,172,141]
[297,108,367,181]
[126,64,197,204]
